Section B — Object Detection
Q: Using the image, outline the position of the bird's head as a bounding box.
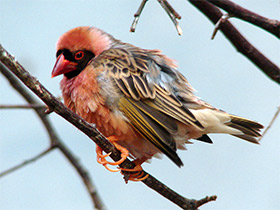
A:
[51,26,112,79]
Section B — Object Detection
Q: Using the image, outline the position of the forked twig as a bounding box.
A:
[157,0,183,35]
[131,0,183,35]
[211,13,232,40]
[188,0,280,84]
[207,0,280,38]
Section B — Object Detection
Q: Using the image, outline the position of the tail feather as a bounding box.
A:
[227,115,264,144]
[227,122,260,137]
[230,116,263,129]
[191,108,264,144]
[232,134,259,144]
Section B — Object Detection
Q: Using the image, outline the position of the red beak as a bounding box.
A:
[51,54,77,78]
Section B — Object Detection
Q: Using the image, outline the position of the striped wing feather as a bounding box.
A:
[94,47,203,166]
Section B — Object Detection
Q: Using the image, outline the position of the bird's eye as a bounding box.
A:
[75,51,84,60]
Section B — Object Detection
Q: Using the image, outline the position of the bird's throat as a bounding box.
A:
[65,69,83,79]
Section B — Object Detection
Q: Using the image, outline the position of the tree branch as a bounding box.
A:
[157,0,183,35]
[0,44,216,209]
[0,104,46,109]
[0,60,105,210]
[131,0,182,35]
[0,147,54,178]
[142,172,217,209]
[206,0,280,38]
[188,0,280,85]
[130,0,149,33]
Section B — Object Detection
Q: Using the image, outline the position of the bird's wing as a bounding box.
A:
[92,47,204,167]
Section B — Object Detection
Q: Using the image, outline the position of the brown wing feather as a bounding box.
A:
[92,47,204,166]
[97,48,203,128]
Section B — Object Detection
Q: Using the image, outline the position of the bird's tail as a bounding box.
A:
[191,109,264,144]
[226,114,264,144]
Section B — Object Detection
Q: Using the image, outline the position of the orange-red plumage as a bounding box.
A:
[56,27,111,56]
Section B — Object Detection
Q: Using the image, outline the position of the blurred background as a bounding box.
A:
[1,1,279,209]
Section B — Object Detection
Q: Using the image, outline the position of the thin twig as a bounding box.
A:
[56,141,105,210]
[130,0,149,32]
[211,13,232,40]
[0,147,54,178]
[0,104,46,109]
[207,0,280,39]
[0,44,216,209]
[131,0,182,35]
[161,0,181,20]
[0,61,106,210]
[142,171,217,209]
[258,106,280,141]
[188,0,280,84]
[157,0,183,35]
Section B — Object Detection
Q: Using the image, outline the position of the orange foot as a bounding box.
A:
[120,159,149,183]
[96,145,119,172]
[96,136,129,172]
[95,136,149,182]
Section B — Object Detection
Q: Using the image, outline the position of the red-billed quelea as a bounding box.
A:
[52,26,263,181]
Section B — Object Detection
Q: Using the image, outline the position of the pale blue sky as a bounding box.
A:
[1,1,280,210]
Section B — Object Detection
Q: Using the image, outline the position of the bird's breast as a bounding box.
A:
[60,67,137,139]
[59,66,162,162]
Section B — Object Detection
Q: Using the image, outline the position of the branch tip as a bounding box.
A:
[211,13,232,40]
[45,106,54,114]
[258,106,280,141]
[157,0,183,35]
[130,0,148,33]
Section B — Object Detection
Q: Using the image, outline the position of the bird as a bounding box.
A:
[51,26,263,181]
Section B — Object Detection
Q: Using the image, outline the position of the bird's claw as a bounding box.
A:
[96,143,148,182]
[96,149,120,172]
[95,142,129,172]
[120,164,149,183]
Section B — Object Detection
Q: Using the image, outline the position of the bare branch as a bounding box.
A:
[130,0,149,33]
[142,172,217,209]
[258,106,280,142]
[0,104,46,110]
[211,13,232,40]
[55,141,105,210]
[0,147,54,178]
[157,0,183,35]
[0,44,216,209]
[188,0,280,84]
[131,0,183,35]
[207,0,280,38]
[160,0,182,19]
[0,61,106,210]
